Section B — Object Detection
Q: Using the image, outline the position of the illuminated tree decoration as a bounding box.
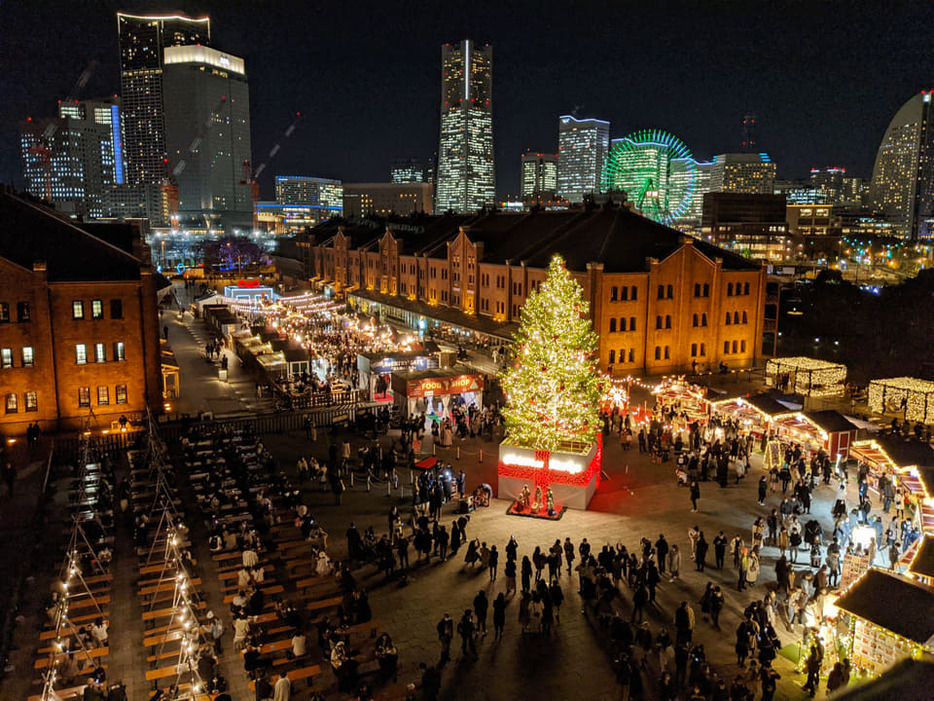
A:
[501,254,602,452]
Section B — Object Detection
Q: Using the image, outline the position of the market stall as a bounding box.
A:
[357,351,439,402]
[833,568,934,676]
[906,536,934,586]
[772,410,858,458]
[766,356,847,397]
[868,377,934,425]
[390,369,484,421]
[710,393,788,442]
[652,376,710,425]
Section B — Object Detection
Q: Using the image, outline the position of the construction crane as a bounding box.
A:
[162,95,229,226]
[25,61,99,201]
[241,112,303,230]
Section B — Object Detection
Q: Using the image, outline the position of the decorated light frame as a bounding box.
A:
[766,356,847,397]
[868,377,934,425]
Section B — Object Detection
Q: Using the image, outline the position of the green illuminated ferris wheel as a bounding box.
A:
[602,129,697,225]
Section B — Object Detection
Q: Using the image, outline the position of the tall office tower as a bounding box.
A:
[556,116,610,204]
[741,114,757,152]
[163,46,253,230]
[117,12,211,224]
[434,40,495,214]
[683,160,713,225]
[391,158,428,183]
[21,97,125,219]
[520,151,558,201]
[870,91,934,239]
[709,153,777,195]
[276,176,344,214]
[809,167,847,204]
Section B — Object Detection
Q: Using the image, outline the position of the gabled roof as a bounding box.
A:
[803,409,858,434]
[744,393,790,416]
[909,536,934,579]
[834,569,934,645]
[306,205,763,273]
[0,190,144,282]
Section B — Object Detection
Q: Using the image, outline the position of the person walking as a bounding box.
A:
[710,586,724,629]
[473,591,489,635]
[521,556,532,593]
[737,548,750,591]
[488,545,499,581]
[273,671,291,701]
[457,609,477,658]
[563,537,576,574]
[504,558,517,595]
[492,593,506,639]
[436,613,453,665]
[690,480,700,512]
[695,533,709,572]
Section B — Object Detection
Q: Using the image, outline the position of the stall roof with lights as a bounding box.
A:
[804,410,859,434]
[834,569,934,647]
[830,658,934,700]
[908,536,934,580]
[743,393,790,416]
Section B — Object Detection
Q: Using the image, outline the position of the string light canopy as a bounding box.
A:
[868,377,934,424]
[766,356,847,397]
[501,254,602,452]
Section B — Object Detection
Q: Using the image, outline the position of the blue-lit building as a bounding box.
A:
[257,176,343,232]
[21,97,126,219]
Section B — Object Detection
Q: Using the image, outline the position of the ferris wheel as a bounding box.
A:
[602,129,697,225]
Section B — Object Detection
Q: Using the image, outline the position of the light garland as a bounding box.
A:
[766,357,847,397]
[868,378,934,424]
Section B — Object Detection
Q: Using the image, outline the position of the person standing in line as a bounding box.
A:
[695,533,709,572]
[563,537,576,575]
[655,534,670,575]
[667,544,682,582]
[713,532,727,570]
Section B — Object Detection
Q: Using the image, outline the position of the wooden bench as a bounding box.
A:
[284,556,318,572]
[145,664,197,682]
[222,584,283,605]
[139,559,197,576]
[40,612,111,639]
[142,601,206,622]
[65,594,111,610]
[142,630,184,647]
[138,578,201,597]
[304,595,343,614]
[35,646,108,669]
[247,665,320,691]
[83,573,114,586]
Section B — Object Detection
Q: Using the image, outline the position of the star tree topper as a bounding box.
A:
[500,254,602,452]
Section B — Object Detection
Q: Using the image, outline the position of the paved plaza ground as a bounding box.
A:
[0,299,898,700]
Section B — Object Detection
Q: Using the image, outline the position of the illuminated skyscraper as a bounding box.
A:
[391,158,429,183]
[435,40,494,214]
[709,153,776,195]
[163,45,253,230]
[21,97,125,219]
[556,116,609,203]
[809,166,847,204]
[117,12,211,224]
[870,91,934,239]
[520,151,558,201]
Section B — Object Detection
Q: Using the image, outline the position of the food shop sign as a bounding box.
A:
[407,374,483,398]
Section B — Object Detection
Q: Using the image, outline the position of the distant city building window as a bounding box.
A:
[744,282,750,295]
[91,300,103,319]
[654,346,661,360]
[619,317,627,332]
[692,314,699,327]
[732,340,738,353]
[691,343,698,357]
[73,301,86,320]
[628,349,634,362]
[610,286,618,302]
[724,341,730,354]
[664,346,670,360]
[620,287,628,301]
[700,343,706,357]
[703,283,709,297]
[22,347,34,367]
[609,318,617,333]
[665,315,672,329]
[110,299,123,319]
[657,285,664,300]
[609,350,616,364]
[17,302,30,322]
[702,313,708,327]
[1,348,12,368]
[76,344,87,365]
[95,343,106,363]
[629,317,636,331]
[78,387,91,408]
[742,311,748,324]
[741,340,747,353]
[0,303,9,322]
[694,284,700,297]
[25,391,37,412]
[97,386,110,406]
[116,384,128,404]
[5,393,17,414]
[630,287,638,301]
[727,283,734,296]
[666,285,673,299]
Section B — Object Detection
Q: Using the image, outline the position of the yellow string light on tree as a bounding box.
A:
[500,254,602,452]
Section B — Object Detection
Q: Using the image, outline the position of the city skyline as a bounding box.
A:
[1,1,931,200]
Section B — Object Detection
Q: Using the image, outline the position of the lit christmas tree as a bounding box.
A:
[501,254,602,452]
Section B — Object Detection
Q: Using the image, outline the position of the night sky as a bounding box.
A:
[1,0,931,200]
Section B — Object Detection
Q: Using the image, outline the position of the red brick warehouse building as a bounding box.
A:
[301,202,779,375]
[0,189,163,436]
